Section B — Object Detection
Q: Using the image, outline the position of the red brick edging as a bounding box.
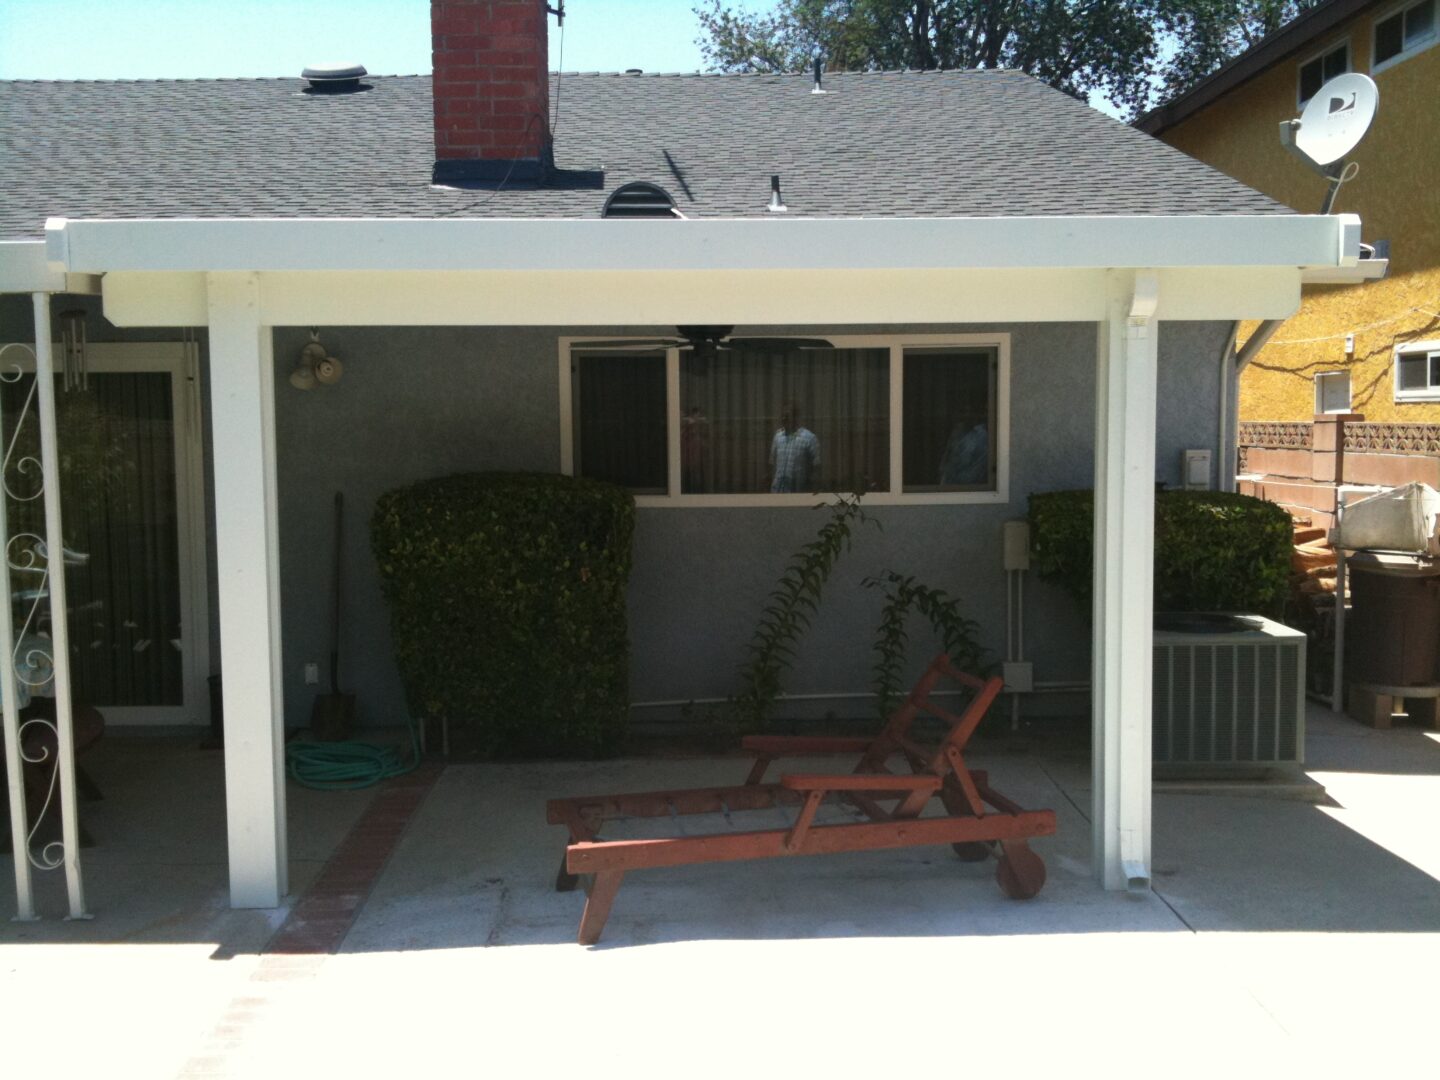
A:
[264,760,444,955]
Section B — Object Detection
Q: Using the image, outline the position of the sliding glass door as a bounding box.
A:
[2,343,208,725]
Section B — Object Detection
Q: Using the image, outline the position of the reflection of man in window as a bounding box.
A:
[680,405,709,492]
[939,419,988,486]
[770,404,820,493]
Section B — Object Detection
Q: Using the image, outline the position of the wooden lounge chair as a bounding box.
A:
[547,654,1057,944]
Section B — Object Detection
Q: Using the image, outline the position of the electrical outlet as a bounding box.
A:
[1002,662,1033,693]
[304,662,319,685]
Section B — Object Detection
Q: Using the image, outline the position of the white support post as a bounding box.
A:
[33,292,89,918]
[206,272,288,908]
[1092,271,1159,892]
[0,341,35,919]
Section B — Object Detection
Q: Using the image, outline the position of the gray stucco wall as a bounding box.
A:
[270,320,1228,729]
[0,297,1229,729]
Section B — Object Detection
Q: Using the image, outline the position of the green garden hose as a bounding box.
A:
[285,716,421,791]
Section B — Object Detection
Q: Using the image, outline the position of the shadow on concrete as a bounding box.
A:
[1,736,373,952]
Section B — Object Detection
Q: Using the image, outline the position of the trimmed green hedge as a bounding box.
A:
[372,472,635,758]
[1029,489,1292,616]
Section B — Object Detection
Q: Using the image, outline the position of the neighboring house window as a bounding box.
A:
[1315,370,1352,414]
[1373,0,1438,70]
[1394,339,1440,402]
[563,334,1008,506]
[1298,41,1350,104]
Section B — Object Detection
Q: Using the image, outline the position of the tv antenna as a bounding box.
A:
[1279,72,1379,213]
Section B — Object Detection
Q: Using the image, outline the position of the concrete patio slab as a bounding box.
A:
[4,704,1439,1077]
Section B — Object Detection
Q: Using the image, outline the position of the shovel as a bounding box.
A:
[311,491,356,741]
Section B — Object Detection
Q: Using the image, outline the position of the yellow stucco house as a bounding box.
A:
[1139,0,1440,427]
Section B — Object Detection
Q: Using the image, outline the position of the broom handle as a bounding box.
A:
[331,491,343,694]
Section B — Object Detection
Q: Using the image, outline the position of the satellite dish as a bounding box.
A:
[1289,73,1379,167]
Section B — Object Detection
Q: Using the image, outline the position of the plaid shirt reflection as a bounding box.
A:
[770,427,820,493]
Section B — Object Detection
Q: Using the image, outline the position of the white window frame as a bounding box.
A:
[558,333,1010,507]
[1296,38,1351,106]
[1393,337,1440,402]
[0,341,210,726]
[1315,369,1353,414]
[1372,0,1439,74]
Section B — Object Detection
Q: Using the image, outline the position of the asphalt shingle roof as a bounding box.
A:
[0,69,1290,240]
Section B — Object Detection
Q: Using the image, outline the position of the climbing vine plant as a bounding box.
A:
[733,493,875,731]
[734,494,988,731]
[864,572,986,720]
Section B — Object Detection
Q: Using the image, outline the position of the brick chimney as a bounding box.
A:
[431,1,552,185]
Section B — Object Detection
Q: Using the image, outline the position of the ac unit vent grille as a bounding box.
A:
[1153,630,1304,766]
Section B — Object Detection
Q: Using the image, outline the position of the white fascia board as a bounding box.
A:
[0,241,99,294]
[48,213,1360,275]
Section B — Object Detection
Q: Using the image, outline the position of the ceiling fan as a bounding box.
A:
[583,326,834,361]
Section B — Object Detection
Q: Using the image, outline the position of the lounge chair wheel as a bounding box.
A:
[995,841,1046,899]
[951,841,993,862]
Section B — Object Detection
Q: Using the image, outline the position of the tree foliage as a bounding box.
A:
[695,0,1328,118]
[1153,1,1323,105]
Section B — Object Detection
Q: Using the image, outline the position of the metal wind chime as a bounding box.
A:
[1,296,89,920]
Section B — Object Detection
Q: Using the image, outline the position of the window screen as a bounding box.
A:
[902,348,996,492]
[574,352,668,492]
[1377,1,1436,64]
[1376,11,1406,61]
[1396,349,1440,395]
[1316,371,1352,414]
[1299,43,1348,102]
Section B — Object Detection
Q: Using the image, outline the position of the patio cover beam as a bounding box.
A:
[98,266,1300,328]
[0,241,99,296]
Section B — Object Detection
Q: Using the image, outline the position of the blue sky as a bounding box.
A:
[0,1,709,80]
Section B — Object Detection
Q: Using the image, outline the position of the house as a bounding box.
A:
[0,0,1367,916]
[1137,0,1440,522]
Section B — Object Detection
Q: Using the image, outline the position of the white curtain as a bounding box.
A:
[679,347,889,494]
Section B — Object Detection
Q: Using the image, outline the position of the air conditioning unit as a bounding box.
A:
[1153,613,1306,773]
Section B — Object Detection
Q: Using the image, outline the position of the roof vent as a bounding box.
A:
[602,182,681,218]
[302,62,370,94]
[625,68,643,75]
[767,174,787,213]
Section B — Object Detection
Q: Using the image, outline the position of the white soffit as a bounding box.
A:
[47,214,1361,274]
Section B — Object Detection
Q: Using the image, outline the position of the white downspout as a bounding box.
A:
[1217,323,1238,492]
[1236,319,1284,371]
[1230,319,1285,492]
